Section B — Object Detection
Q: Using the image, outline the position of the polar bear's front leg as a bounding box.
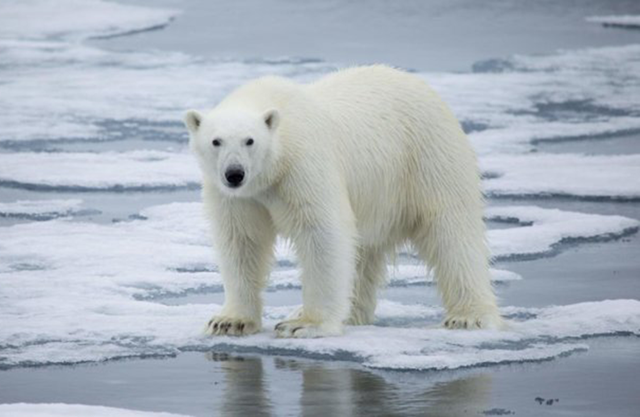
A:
[275,211,356,338]
[204,197,276,337]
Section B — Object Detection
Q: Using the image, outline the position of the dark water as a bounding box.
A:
[1,337,638,417]
[96,0,640,72]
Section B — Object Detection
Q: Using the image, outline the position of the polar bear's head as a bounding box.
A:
[184,108,280,196]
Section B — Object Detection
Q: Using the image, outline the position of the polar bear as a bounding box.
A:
[184,65,502,338]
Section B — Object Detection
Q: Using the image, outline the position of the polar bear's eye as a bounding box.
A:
[212,138,222,147]
[246,138,254,146]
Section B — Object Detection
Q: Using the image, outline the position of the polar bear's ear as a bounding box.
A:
[263,109,280,131]
[183,110,203,134]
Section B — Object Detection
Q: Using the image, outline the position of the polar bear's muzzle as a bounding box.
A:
[224,165,245,188]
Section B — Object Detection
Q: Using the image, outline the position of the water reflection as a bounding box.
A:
[207,352,492,416]
[206,352,273,417]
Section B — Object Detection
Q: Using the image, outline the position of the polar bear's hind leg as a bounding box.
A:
[412,213,503,330]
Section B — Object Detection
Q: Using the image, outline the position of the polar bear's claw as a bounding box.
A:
[204,316,259,337]
[443,312,503,330]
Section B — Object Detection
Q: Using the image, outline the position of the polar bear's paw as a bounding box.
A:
[443,311,504,330]
[204,315,260,337]
[274,319,343,338]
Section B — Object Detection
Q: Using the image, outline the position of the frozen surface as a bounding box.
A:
[0,0,179,41]
[482,154,640,200]
[2,201,631,297]
[1,296,638,372]
[0,403,190,417]
[0,17,331,144]
[0,1,639,410]
[1,11,638,201]
[0,199,85,219]
[0,151,199,191]
[0,202,637,370]
[587,15,640,29]
[2,151,639,200]
[486,205,639,260]
[0,4,639,154]
[256,299,639,372]
[430,43,640,154]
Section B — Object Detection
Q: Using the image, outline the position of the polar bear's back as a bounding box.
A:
[304,66,481,246]
[305,65,474,174]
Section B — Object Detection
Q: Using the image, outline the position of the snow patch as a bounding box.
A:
[482,154,640,200]
[430,44,640,154]
[2,298,638,371]
[0,0,179,41]
[0,203,637,369]
[0,151,200,191]
[487,205,640,260]
[1,13,639,151]
[0,40,331,143]
[194,299,640,371]
[0,199,86,220]
[2,151,639,201]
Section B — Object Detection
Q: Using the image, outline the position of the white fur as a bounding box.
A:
[184,65,502,338]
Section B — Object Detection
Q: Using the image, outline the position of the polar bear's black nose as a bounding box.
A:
[225,166,245,188]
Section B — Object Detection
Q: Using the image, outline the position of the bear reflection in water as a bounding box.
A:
[206,352,491,416]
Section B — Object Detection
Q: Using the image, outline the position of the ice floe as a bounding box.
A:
[586,15,640,29]
[0,151,200,191]
[0,38,332,144]
[0,0,179,41]
[0,403,191,417]
[487,205,639,260]
[0,0,639,375]
[0,35,331,144]
[198,299,640,372]
[482,154,640,200]
[0,202,634,298]
[2,150,638,201]
[428,44,640,154]
[0,199,87,220]
[1,297,638,372]
[0,203,637,369]
[1,0,639,153]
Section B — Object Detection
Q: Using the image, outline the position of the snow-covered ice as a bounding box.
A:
[0,403,191,417]
[0,151,199,191]
[0,0,179,41]
[0,39,331,143]
[428,44,640,154]
[1,151,638,200]
[1,0,639,155]
[487,205,639,260]
[586,15,640,29]
[482,154,640,200]
[2,295,638,371]
[0,203,637,369]
[0,199,86,220]
[2,201,629,297]
[0,0,331,144]
[0,0,639,378]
